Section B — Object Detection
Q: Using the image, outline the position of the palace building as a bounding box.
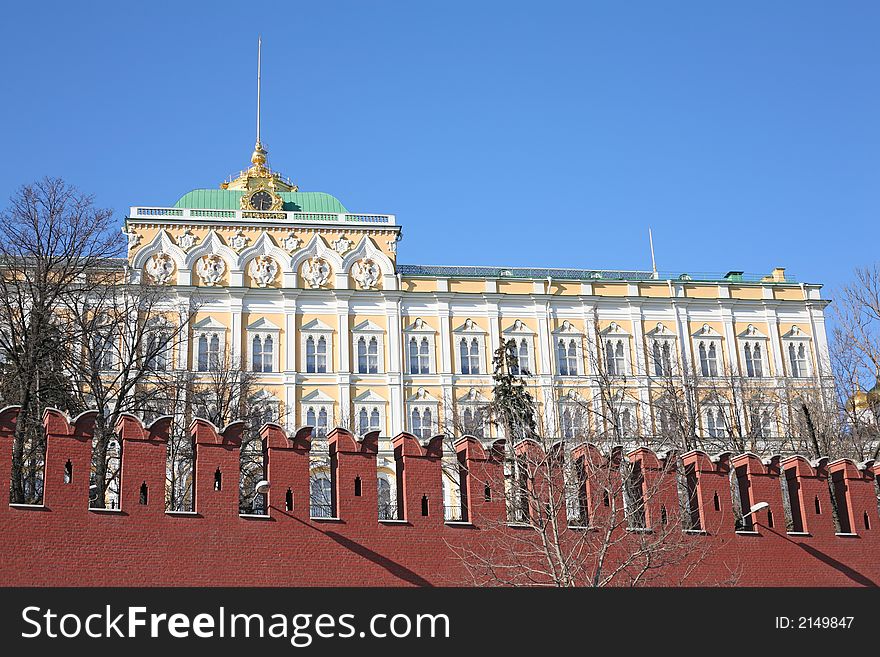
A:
[123,132,833,458]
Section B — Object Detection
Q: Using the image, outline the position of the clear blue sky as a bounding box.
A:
[0,1,877,294]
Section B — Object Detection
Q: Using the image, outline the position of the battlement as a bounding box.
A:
[1,406,879,587]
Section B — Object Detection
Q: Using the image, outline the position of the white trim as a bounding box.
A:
[352,322,385,374]
[301,320,333,374]
[404,319,436,374]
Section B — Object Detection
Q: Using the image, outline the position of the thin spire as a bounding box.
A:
[256,35,262,145]
[649,228,658,278]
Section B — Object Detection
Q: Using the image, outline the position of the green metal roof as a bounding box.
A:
[173,189,348,213]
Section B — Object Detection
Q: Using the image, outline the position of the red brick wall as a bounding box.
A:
[0,407,878,587]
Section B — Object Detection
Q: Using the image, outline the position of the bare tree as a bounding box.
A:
[63,278,197,507]
[831,264,880,460]
[0,178,121,503]
[447,340,717,586]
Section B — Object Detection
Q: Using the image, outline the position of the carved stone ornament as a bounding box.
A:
[196,254,227,287]
[228,229,250,251]
[248,255,279,288]
[177,229,199,251]
[387,235,400,254]
[145,253,175,285]
[302,256,331,289]
[352,258,381,290]
[281,232,302,253]
[331,235,353,255]
[123,229,141,251]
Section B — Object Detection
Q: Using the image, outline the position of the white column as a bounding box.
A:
[386,294,404,436]
[229,294,244,366]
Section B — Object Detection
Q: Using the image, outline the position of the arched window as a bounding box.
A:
[306,336,315,372]
[198,335,208,371]
[620,408,633,437]
[316,336,327,372]
[561,408,574,439]
[252,335,263,371]
[460,337,480,374]
[789,343,809,378]
[358,407,369,435]
[706,408,725,438]
[317,407,328,437]
[558,339,579,376]
[356,336,378,374]
[197,333,221,371]
[699,341,719,377]
[411,407,422,437]
[519,338,530,374]
[744,342,763,378]
[606,339,625,376]
[408,336,431,374]
[357,406,381,435]
[146,331,170,371]
[652,341,663,376]
[410,407,433,439]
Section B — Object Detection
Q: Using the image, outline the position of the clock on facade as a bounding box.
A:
[249,190,274,211]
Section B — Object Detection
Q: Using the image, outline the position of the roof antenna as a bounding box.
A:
[649,228,658,279]
[256,35,262,147]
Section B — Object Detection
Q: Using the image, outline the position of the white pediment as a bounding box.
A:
[193,316,226,330]
[301,389,335,404]
[646,322,675,337]
[250,390,280,403]
[738,324,767,339]
[599,321,630,336]
[503,319,535,335]
[404,318,435,332]
[691,323,722,338]
[457,387,489,403]
[301,318,334,332]
[407,387,438,403]
[352,319,385,333]
[782,325,810,340]
[247,317,281,331]
[552,320,582,335]
[454,318,486,333]
[353,390,387,404]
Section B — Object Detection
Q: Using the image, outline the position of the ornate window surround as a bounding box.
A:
[404,318,436,375]
[502,319,535,376]
[645,322,677,378]
[457,387,490,438]
[407,387,439,439]
[454,318,487,376]
[193,316,227,372]
[301,389,335,439]
[247,317,281,373]
[552,320,584,377]
[301,318,334,374]
[353,390,387,437]
[352,319,385,375]
[692,324,724,378]
[737,324,768,378]
[599,322,632,378]
[782,325,813,378]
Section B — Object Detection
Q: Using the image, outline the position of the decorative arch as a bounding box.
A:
[182,230,239,272]
[341,236,395,277]
[131,230,187,281]
[290,235,345,288]
[236,231,293,273]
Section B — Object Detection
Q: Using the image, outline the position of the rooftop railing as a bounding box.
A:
[129,207,396,226]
